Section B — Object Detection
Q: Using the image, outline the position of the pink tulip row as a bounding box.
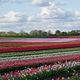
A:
[0,54,80,70]
[1,61,77,80]
[0,38,80,42]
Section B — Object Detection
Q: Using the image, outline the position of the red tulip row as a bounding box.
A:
[0,42,69,47]
[0,54,80,70]
[0,42,80,52]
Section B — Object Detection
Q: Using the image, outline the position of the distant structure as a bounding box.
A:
[74,30,80,33]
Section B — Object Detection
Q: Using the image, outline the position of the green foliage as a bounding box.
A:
[70,75,80,80]
[0,30,80,38]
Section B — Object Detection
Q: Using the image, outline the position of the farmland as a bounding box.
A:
[1,0,80,79]
[0,37,80,80]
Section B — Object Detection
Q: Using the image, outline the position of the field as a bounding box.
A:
[0,37,80,80]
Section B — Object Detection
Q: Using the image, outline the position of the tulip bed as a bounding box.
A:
[0,37,80,52]
[0,54,80,80]
[0,38,80,80]
[0,42,80,53]
[0,54,80,72]
[0,47,80,59]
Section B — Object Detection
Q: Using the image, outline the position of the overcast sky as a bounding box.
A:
[0,0,80,33]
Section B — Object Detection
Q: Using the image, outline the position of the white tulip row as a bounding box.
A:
[0,50,80,62]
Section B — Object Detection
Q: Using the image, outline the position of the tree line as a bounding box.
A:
[0,30,80,38]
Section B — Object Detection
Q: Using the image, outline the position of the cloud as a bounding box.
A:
[27,16,34,21]
[0,11,26,23]
[72,11,80,19]
[28,1,80,33]
[0,10,28,32]
[32,0,42,4]
[32,0,52,7]
[0,0,27,4]
[4,11,19,22]
[0,0,80,32]
[30,1,66,20]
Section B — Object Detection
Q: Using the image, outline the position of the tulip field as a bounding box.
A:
[0,37,80,80]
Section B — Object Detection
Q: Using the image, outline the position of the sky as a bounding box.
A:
[0,0,80,33]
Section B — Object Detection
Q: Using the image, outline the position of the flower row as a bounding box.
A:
[0,42,80,52]
[0,54,80,70]
[1,61,79,80]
